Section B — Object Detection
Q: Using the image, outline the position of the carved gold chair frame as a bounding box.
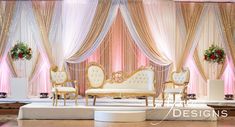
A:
[50,66,79,106]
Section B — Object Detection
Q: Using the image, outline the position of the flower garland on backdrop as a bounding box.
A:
[204,44,225,64]
[10,41,32,61]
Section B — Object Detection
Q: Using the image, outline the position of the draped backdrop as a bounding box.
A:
[0,0,234,98]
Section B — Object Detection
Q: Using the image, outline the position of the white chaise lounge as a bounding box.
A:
[85,63,156,106]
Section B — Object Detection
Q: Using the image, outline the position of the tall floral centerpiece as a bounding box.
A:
[204,45,226,101]
[10,41,32,61]
[204,44,225,64]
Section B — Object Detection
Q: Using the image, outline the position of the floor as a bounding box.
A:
[1,115,235,127]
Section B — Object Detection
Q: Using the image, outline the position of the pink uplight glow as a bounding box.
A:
[0,58,12,93]
[88,49,100,63]
[30,56,51,94]
[137,49,148,68]
[185,58,202,94]
[223,60,235,94]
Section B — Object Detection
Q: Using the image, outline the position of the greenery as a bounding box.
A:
[10,41,32,60]
[204,44,225,64]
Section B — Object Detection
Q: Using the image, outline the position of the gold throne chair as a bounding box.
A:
[50,66,79,106]
[162,68,190,107]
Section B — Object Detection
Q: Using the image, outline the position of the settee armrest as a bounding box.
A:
[105,79,112,83]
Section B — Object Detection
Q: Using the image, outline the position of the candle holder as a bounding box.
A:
[40,93,49,98]
[0,92,7,98]
[225,94,234,100]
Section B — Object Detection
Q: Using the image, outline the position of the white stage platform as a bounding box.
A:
[10,97,224,121]
[1,97,234,121]
[18,103,217,121]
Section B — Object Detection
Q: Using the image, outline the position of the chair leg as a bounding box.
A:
[185,96,187,105]
[153,96,156,107]
[85,95,88,106]
[93,96,96,106]
[145,96,148,106]
[55,93,58,106]
[52,94,55,106]
[64,94,66,106]
[182,100,185,107]
[182,93,187,107]
[162,93,165,107]
[75,93,78,106]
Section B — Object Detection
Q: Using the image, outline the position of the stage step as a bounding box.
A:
[94,111,146,122]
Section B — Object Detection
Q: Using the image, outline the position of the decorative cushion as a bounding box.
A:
[52,87,76,93]
[51,71,67,84]
[164,88,183,94]
[87,65,105,88]
[86,89,156,95]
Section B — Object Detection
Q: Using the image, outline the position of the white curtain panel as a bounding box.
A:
[56,0,98,67]
[0,2,21,93]
[66,0,120,63]
[12,2,39,78]
[119,0,171,66]
[190,5,227,97]
[143,0,176,67]
[188,5,210,61]
[49,1,62,67]
[174,3,209,96]
[214,4,235,94]
[214,4,235,75]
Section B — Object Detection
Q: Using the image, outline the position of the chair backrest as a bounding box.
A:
[50,66,68,85]
[171,69,190,86]
[86,62,105,88]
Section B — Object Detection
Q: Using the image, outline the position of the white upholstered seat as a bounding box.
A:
[164,88,183,94]
[52,87,76,93]
[86,89,156,95]
[85,63,156,106]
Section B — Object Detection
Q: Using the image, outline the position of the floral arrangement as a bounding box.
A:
[204,44,225,64]
[10,41,32,60]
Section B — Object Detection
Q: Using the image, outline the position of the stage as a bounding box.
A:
[1,97,234,122]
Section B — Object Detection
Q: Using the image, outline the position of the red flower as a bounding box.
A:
[216,50,222,55]
[210,54,216,60]
[18,53,23,59]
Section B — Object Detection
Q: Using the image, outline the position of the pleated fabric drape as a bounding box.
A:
[29,1,56,96]
[0,1,16,93]
[143,0,176,69]
[190,5,232,96]
[0,1,15,59]
[176,2,204,71]
[32,1,55,65]
[218,3,235,72]
[67,9,168,96]
[67,0,113,63]
[126,0,171,66]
